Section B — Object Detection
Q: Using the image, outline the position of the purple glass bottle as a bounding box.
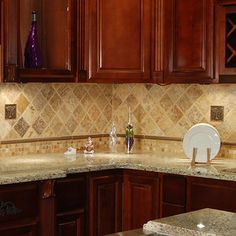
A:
[24,11,42,68]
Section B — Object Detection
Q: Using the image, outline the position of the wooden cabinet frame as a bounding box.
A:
[3,0,81,83]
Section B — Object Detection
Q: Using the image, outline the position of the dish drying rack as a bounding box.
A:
[191,147,211,166]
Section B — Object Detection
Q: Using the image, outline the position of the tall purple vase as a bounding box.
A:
[24,11,42,68]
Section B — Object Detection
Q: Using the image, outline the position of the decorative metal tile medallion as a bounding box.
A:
[5,104,17,119]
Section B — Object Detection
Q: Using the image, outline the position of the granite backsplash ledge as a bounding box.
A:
[0,83,236,144]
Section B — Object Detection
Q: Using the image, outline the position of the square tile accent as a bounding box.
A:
[5,104,17,119]
[211,106,224,121]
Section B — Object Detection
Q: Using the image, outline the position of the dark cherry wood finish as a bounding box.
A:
[55,174,86,236]
[217,0,236,5]
[0,0,3,82]
[151,0,164,83]
[0,182,38,236]
[161,0,215,83]
[39,180,56,236]
[86,0,153,83]
[88,170,123,236]
[215,4,236,82]
[187,176,236,212]
[123,170,159,231]
[160,174,186,217]
[3,0,79,82]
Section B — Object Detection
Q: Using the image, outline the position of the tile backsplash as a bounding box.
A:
[0,83,236,143]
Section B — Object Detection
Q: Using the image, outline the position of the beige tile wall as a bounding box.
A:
[112,84,236,142]
[0,83,112,140]
[0,83,236,143]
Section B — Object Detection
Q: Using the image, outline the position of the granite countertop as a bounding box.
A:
[1,149,236,185]
[107,208,236,236]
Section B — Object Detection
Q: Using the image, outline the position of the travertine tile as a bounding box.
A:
[41,84,55,100]
[33,117,47,135]
[16,94,29,114]
[1,83,236,143]
[14,117,30,137]
[159,94,173,111]
[49,93,63,112]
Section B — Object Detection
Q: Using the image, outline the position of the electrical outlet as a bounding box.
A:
[5,104,17,119]
[210,106,224,121]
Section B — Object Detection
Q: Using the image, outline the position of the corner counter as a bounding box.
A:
[0,150,236,185]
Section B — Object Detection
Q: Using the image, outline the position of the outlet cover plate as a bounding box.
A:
[210,106,224,121]
[5,104,17,119]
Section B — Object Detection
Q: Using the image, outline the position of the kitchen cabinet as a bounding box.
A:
[3,0,79,82]
[187,176,236,212]
[160,174,186,217]
[161,0,215,83]
[88,170,123,236]
[123,170,159,231]
[0,182,38,236]
[3,169,236,235]
[215,2,236,82]
[86,0,153,83]
[55,174,86,236]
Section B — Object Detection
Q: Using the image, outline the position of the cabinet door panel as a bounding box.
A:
[124,170,159,231]
[0,224,37,236]
[163,0,215,83]
[88,0,152,82]
[89,171,123,236]
[160,174,186,217]
[187,177,236,212]
[57,211,84,236]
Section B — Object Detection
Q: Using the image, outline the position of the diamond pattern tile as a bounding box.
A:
[0,83,236,143]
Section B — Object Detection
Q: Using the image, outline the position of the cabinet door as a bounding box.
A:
[88,171,123,236]
[0,224,37,236]
[123,170,159,231]
[187,177,236,212]
[160,174,186,217]
[215,4,236,82]
[87,0,153,83]
[0,182,38,235]
[55,175,86,236]
[57,211,84,236]
[152,0,164,82]
[162,0,215,83]
[4,0,78,82]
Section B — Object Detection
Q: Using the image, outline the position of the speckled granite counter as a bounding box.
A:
[107,208,236,236]
[1,150,236,185]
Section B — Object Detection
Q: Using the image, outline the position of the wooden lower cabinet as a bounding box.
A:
[187,176,236,212]
[55,175,87,236]
[160,174,186,217]
[3,169,236,236]
[0,182,38,236]
[123,170,159,231]
[57,210,85,236]
[0,222,37,236]
[88,170,123,236]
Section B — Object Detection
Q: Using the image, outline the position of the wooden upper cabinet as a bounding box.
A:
[4,0,78,82]
[161,0,215,83]
[215,3,236,82]
[86,0,153,83]
[151,0,164,82]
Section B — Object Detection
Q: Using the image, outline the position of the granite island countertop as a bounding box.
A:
[1,150,236,185]
[107,208,236,236]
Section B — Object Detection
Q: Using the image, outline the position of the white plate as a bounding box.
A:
[183,123,221,163]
